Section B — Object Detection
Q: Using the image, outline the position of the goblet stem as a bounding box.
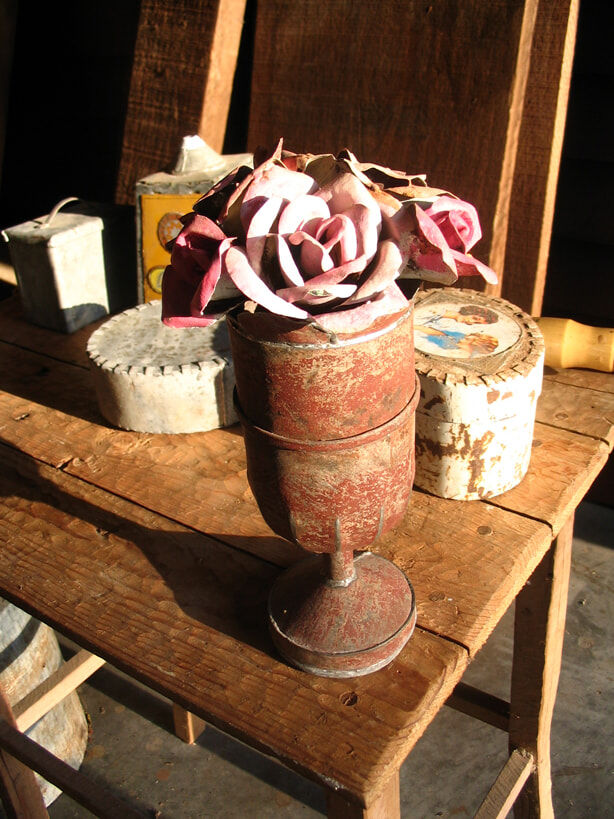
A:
[326,549,356,587]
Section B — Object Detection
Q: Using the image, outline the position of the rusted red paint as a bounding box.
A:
[227,305,415,441]
[228,305,419,676]
[268,553,416,677]
[235,385,419,553]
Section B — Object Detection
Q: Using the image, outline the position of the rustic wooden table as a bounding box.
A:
[0,296,612,818]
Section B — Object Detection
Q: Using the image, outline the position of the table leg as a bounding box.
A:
[172,704,206,744]
[326,771,400,818]
[508,514,574,818]
[0,684,48,818]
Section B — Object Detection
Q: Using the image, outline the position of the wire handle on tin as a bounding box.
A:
[41,197,81,227]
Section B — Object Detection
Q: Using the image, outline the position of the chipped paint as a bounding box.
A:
[413,288,545,500]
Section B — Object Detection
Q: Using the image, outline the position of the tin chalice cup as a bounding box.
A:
[228,305,418,678]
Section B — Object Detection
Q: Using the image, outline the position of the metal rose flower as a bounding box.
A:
[161,140,497,334]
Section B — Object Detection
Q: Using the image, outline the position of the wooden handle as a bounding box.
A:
[535,318,614,371]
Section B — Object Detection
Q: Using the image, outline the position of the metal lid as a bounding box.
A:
[414,288,545,423]
[2,198,104,247]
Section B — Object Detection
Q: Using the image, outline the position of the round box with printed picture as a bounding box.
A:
[413,288,545,500]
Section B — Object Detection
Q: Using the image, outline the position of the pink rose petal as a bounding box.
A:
[189,237,234,315]
[314,284,409,334]
[425,196,482,252]
[288,231,334,277]
[275,235,305,286]
[342,203,380,262]
[244,163,317,207]
[244,195,284,276]
[276,282,357,305]
[317,172,381,240]
[278,194,330,235]
[345,239,403,303]
[315,213,358,264]
[223,246,309,319]
[450,249,498,284]
[304,255,368,287]
[397,204,458,283]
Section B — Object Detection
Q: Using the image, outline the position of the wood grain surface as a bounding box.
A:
[114,0,246,205]
[502,0,579,314]
[0,450,467,806]
[248,0,538,283]
[0,301,612,809]
[1,329,611,647]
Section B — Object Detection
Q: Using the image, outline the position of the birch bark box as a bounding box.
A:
[87,300,236,433]
[413,289,545,500]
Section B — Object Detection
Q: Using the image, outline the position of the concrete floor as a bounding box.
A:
[37,500,614,818]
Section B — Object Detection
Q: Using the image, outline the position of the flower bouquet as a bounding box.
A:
[161,140,496,677]
[161,139,496,334]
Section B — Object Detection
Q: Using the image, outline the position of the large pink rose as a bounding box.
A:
[162,141,497,334]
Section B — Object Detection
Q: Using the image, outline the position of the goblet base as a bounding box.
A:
[268,552,416,678]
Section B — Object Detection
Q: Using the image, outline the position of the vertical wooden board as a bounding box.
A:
[248,0,537,280]
[115,0,246,205]
[502,0,579,314]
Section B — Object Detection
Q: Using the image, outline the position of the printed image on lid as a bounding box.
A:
[414,299,522,360]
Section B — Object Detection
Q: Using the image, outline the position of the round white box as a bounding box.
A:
[413,288,545,500]
[87,301,236,433]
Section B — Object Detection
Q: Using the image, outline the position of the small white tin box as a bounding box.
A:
[413,288,545,500]
[2,198,135,333]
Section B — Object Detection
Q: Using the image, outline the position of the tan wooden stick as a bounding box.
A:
[13,650,105,732]
[0,685,47,819]
[474,749,534,819]
[0,720,148,819]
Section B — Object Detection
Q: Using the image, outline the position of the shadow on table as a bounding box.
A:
[0,446,291,659]
[2,444,331,812]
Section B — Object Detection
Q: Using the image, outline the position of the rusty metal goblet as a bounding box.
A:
[228,306,418,678]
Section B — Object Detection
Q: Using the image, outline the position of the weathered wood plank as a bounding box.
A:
[502,0,579,315]
[0,365,551,659]
[0,295,99,369]
[537,377,614,446]
[248,0,538,286]
[0,453,467,806]
[1,340,605,657]
[115,0,247,205]
[13,651,105,733]
[474,749,534,819]
[376,492,550,656]
[486,421,609,536]
[543,366,614,395]
[1,329,610,655]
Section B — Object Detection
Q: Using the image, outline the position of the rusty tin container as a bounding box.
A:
[413,288,545,500]
[228,306,416,440]
[228,304,418,677]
